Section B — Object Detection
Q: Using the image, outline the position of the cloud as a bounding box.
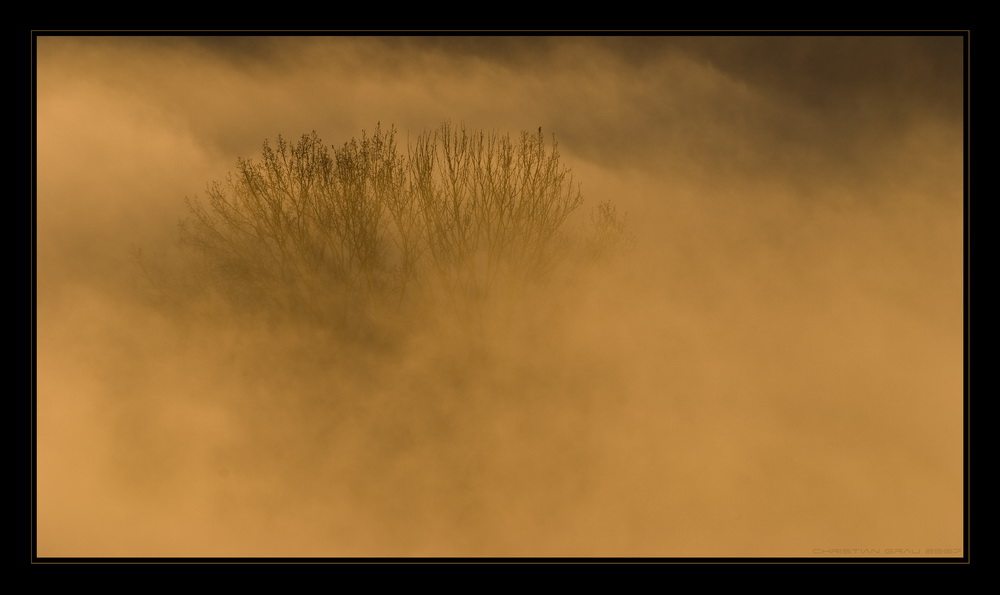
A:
[35,34,965,557]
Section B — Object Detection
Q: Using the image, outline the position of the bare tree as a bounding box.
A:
[157,122,630,333]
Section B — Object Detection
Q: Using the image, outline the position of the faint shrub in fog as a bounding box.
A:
[586,200,635,263]
[140,122,631,333]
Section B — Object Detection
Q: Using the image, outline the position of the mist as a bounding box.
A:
[35,35,964,557]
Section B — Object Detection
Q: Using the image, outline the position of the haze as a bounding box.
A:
[35,35,965,557]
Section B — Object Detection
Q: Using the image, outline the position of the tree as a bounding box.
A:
[157,122,629,332]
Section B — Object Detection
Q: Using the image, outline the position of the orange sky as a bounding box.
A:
[34,34,965,558]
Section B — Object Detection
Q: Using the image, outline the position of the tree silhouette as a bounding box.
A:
[143,122,631,334]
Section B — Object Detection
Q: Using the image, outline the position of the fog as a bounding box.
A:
[35,35,964,557]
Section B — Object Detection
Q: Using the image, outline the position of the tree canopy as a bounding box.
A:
[144,122,630,333]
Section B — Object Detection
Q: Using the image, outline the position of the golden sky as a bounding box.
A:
[35,34,965,558]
